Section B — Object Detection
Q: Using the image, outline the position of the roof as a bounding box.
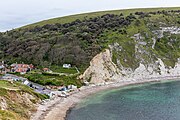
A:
[0,65,4,69]
[11,63,34,68]
[43,68,49,71]
[16,68,28,73]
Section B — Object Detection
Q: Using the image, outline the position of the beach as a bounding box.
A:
[31,76,180,120]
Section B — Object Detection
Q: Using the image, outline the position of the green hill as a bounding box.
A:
[0,7,180,85]
[22,7,180,29]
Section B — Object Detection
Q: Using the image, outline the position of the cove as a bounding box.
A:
[66,80,180,120]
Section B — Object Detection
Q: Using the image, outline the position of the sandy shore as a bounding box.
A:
[31,76,180,120]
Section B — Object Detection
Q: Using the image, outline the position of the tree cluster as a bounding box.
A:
[0,13,136,68]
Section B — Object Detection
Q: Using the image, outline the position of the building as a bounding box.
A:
[11,63,34,74]
[43,68,52,73]
[63,64,71,68]
[0,65,5,71]
[0,61,8,74]
[67,85,77,90]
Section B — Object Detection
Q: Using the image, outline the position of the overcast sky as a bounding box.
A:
[1,0,180,31]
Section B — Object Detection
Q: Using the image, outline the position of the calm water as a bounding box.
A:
[66,80,180,120]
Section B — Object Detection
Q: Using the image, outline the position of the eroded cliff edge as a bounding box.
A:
[80,48,180,84]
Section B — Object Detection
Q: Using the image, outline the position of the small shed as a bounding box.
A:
[63,64,71,68]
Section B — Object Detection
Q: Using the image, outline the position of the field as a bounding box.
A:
[50,65,78,74]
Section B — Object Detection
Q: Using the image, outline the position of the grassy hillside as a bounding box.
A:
[0,7,180,86]
[0,80,48,120]
[22,7,180,29]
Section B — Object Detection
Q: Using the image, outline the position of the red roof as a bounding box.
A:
[43,68,49,71]
[16,68,27,72]
[29,64,34,69]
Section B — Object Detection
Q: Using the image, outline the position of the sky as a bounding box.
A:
[1,0,180,32]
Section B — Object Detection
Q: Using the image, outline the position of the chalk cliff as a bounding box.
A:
[79,49,121,84]
[80,49,180,84]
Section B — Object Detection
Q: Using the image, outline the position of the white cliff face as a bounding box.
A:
[79,49,121,84]
[152,38,156,49]
[122,58,180,81]
[80,49,180,84]
[169,58,180,75]
[157,58,167,75]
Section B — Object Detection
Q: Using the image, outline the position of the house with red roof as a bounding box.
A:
[11,63,34,74]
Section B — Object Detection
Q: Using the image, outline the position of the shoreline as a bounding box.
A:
[31,76,180,120]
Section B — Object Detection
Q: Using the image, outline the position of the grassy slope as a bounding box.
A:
[0,80,47,120]
[0,110,22,120]
[24,72,82,88]
[21,7,180,29]
[99,9,180,69]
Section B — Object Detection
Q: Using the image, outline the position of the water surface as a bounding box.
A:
[67,80,180,120]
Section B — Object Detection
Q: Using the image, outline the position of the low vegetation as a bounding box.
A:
[24,73,82,87]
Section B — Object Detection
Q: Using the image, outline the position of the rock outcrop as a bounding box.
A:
[126,58,180,80]
[80,49,180,84]
[79,49,121,84]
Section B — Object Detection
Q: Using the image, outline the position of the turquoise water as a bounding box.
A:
[66,80,180,120]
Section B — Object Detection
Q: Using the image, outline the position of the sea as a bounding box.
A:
[66,80,180,120]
